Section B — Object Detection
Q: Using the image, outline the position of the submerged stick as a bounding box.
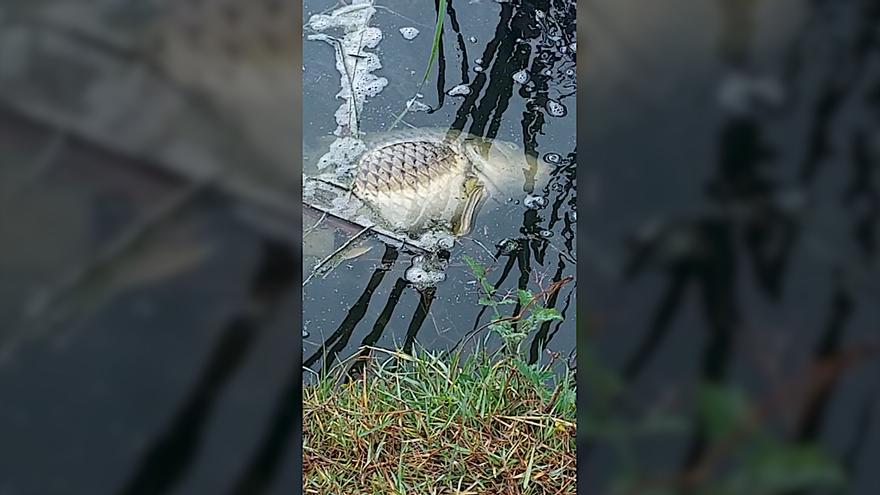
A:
[303,225,373,286]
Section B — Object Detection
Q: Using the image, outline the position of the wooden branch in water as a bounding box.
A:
[303,225,373,286]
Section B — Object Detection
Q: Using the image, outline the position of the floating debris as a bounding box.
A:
[399,27,420,40]
[543,152,562,165]
[524,194,549,210]
[512,69,530,84]
[418,231,455,251]
[468,36,478,43]
[405,254,448,288]
[317,137,367,171]
[349,130,541,239]
[496,238,520,256]
[340,245,373,261]
[447,84,471,96]
[308,1,386,168]
[545,99,567,117]
[406,98,431,112]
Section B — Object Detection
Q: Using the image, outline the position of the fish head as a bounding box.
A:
[462,138,548,197]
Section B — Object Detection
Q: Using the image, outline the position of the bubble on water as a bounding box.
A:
[546,99,567,117]
[399,27,420,40]
[543,152,562,165]
[570,211,577,222]
[496,238,520,256]
[474,66,483,73]
[542,68,553,76]
[524,194,549,210]
[512,69,530,84]
[468,36,478,43]
[406,98,431,112]
[302,330,310,338]
[565,69,575,77]
[447,84,471,96]
[539,230,554,239]
[475,58,483,65]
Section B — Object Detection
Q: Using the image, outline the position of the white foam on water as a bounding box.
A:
[399,27,420,40]
[546,99,567,117]
[307,1,387,170]
[406,98,431,112]
[512,69,529,84]
[316,137,367,173]
[447,84,471,96]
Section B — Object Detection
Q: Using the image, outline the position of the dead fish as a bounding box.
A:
[352,129,548,237]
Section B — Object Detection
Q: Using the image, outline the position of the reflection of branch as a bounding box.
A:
[528,255,570,363]
[628,341,880,494]
[116,241,297,495]
[402,287,437,353]
[1,130,66,200]
[304,245,398,372]
[455,275,573,351]
[15,182,205,354]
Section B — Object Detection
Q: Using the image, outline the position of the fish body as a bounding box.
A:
[351,130,545,237]
[353,139,472,235]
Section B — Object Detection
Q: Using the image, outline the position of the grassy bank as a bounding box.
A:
[303,347,576,494]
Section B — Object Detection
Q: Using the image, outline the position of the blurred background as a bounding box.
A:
[578,0,880,493]
[4,0,880,494]
[0,0,301,494]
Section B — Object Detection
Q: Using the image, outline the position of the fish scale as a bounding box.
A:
[352,140,473,234]
[353,141,466,196]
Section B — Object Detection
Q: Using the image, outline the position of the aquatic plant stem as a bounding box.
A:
[388,0,448,132]
[452,275,574,353]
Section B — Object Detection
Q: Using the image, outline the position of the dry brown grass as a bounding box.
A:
[303,347,576,494]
